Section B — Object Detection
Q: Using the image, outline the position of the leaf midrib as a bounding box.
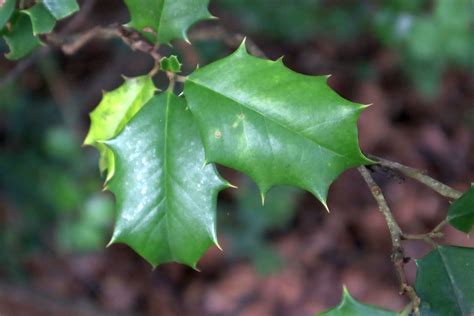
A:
[437,247,465,314]
[163,92,174,261]
[187,79,351,160]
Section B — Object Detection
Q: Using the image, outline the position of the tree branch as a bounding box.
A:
[369,155,463,200]
[43,25,161,62]
[358,166,420,315]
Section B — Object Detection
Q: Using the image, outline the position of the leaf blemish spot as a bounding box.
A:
[214,130,222,139]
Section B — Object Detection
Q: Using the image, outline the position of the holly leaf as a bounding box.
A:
[447,185,474,233]
[0,0,15,30]
[84,76,156,181]
[318,287,397,315]
[416,246,474,316]
[123,0,213,44]
[23,3,56,35]
[184,42,371,207]
[106,92,228,268]
[42,0,79,20]
[160,55,182,73]
[3,13,41,60]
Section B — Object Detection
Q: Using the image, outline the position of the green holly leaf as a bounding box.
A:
[42,0,79,20]
[160,55,182,73]
[0,0,15,30]
[84,76,156,181]
[447,186,474,234]
[318,287,397,315]
[184,42,371,208]
[23,3,56,35]
[416,246,474,316]
[3,13,41,60]
[106,92,228,268]
[123,0,213,44]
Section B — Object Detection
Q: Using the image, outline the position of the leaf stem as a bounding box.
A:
[368,155,462,200]
[357,166,421,315]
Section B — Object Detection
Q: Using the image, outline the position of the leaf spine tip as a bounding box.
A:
[326,74,332,79]
[322,201,330,213]
[226,182,238,189]
[238,38,248,54]
[183,34,191,45]
[362,103,373,109]
[106,237,116,248]
[260,192,266,206]
[215,241,223,251]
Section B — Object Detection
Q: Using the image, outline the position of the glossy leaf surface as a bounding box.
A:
[447,186,474,233]
[124,0,212,44]
[106,92,227,267]
[84,76,156,180]
[23,3,56,35]
[0,0,15,29]
[185,43,371,207]
[318,287,396,315]
[43,0,79,20]
[3,13,41,60]
[416,246,474,316]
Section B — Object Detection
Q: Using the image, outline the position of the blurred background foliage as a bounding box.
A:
[217,0,473,96]
[0,0,472,296]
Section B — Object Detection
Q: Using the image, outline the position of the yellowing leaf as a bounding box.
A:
[84,76,156,180]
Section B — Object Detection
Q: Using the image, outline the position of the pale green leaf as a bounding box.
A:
[84,76,156,180]
[184,42,371,207]
[3,13,41,60]
[160,55,182,73]
[23,3,56,35]
[106,92,228,268]
[124,0,212,44]
[0,0,15,29]
[318,287,397,316]
[42,0,79,20]
[416,246,474,315]
[447,186,474,234]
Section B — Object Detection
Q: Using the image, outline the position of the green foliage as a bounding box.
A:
[23,3,56,35]
[0,0,79,59]
[84,76,156,180]
[216,0,367,42]
[160,55,182,73]
[185,42,371,207]
[416,246,474,315]
[124,0,212,44]
[447,186,474,234]
[318,287,397,315]
[0,0,15,29]
[3,13,41,60]
[42,0,79,20]
[106,92,229,268]
[375,0,473,96]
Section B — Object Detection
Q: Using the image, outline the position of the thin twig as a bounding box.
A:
[358,166,420,315]
[402,219,447,242]
[43,25,161,62]
[369,155,463,200]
